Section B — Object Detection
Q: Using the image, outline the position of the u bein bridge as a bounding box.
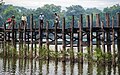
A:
[0,13,120,62]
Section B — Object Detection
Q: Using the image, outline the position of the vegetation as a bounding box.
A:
[0,4,120,27]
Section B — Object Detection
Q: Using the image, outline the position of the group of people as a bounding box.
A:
[5,13,60,29]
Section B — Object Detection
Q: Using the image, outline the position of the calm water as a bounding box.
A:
[0,58,119,75]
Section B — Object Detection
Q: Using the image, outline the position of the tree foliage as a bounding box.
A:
[0,4,120,27]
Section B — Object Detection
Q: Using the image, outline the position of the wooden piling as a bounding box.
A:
[54,20,58,55]
[3,23,7,57]
[70,15,74,62]
[78,14,83,62]
[105,13,111,54]
[30,14,33,58]
[12,19,16,57]
[18,23,22,58]
[96,14,100,48]
[39,17,42,56]
[34,21,37,57]
[46,21,49,59]
[117,13,120,62]
[101,21,105,59]
[86,15,90,54]
[90,14,93,56]
[62,17,66,61]
[24,21,27,58]
[112,16,115,64]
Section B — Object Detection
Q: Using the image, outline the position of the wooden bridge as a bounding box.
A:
[0,13,120,61]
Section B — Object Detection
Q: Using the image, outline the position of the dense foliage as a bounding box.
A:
[0,4,120,27]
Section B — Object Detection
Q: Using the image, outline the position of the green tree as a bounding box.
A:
[66,5,85,17]
[103,4,120,16]
[86,8,101,14]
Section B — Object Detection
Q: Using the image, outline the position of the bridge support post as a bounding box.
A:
[70,15,74,62]
[3,23,7,57]
[62,17,66,62]
[78,14,83,62]
[105,13,111,56]
[117,13,120,62]
[30,14,33,59]
[46,21,49,59]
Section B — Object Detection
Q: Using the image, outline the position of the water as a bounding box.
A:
[0,58,119,75]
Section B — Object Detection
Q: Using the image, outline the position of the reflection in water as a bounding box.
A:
[0,58,120,75]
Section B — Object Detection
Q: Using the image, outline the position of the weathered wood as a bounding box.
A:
[70,15,74,62]
[18,23,22,57]
[54,20,58,53]
[105,13,111,54]
[62,17,66,61]
[46,21,49,59]
[96,14,100,48]
[12,19,16,57]
[34,21,37,57]
[112,16,115,64]
[90,14,93,56]
[117,13,120,62]
[30,14,33,58]
[101,21,105,59]
[86,15,90,54]
[24,21,27,58]
[78,14,83,62]
[3,23,7,57]
[39,18,42,52]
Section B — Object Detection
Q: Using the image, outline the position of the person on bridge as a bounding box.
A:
[6,15,16,29]
[39,13,44,28]
[54,13,60,28]
[21,14,27,28]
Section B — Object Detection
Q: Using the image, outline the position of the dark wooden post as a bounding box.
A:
[46,21,49,59]
[34,21,37,57]
[18,23,22,58]
[101,21,105,59]
[90,14,93,56]
[39,17,42,56]
[70,15,74,62]
[30,14,33,58]
[54,19,58,55]
[27,24,29,56]
[117,13,120,62]
[62,17,66,61]
[78,14,83,62]
[86,15,90,54]
[105,13,111,54]
[96,14,100,48]
[24,21,27,58]
[12,19,16,57]
[3,23,7,57]
[112,16,115,64]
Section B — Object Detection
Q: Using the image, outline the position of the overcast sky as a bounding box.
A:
[4,0,120,10]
